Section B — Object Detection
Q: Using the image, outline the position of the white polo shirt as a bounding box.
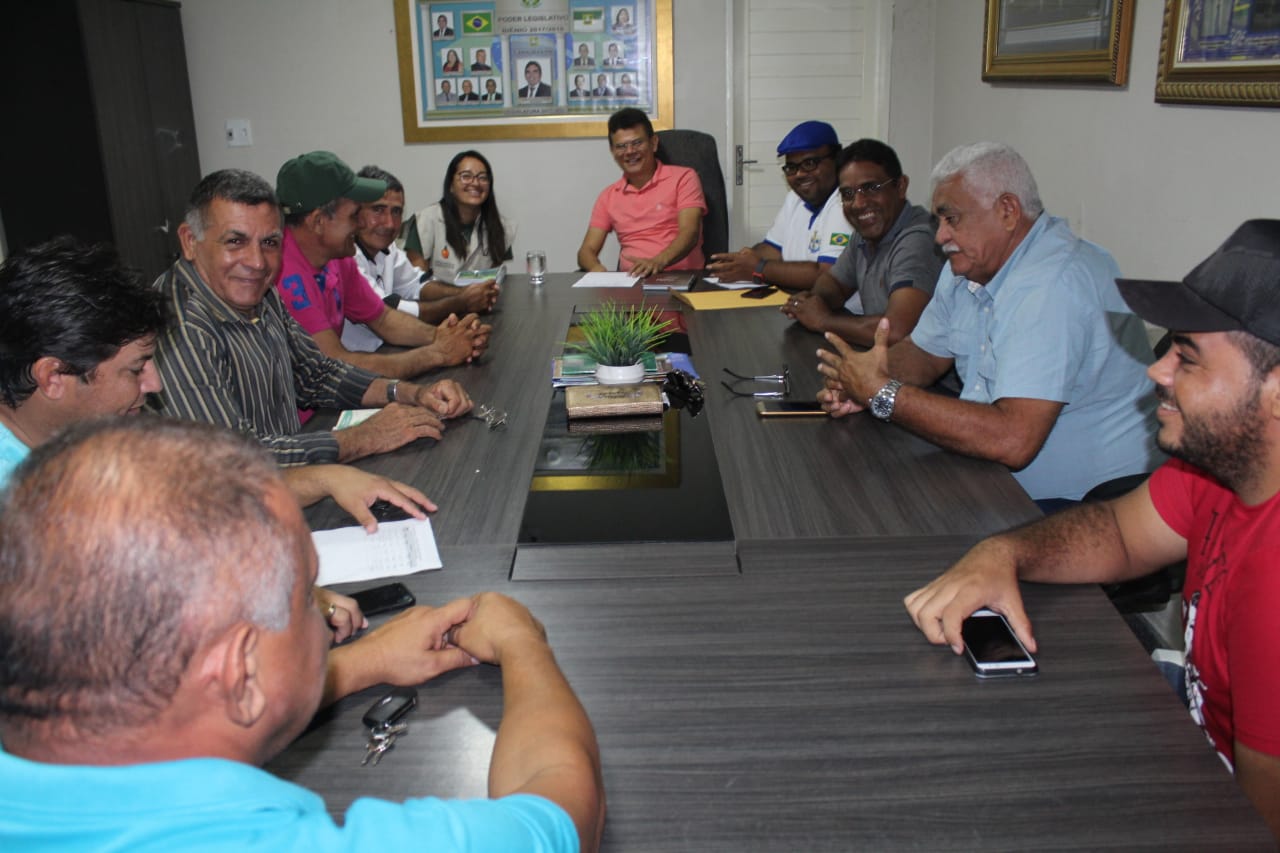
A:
[762,189,850,267]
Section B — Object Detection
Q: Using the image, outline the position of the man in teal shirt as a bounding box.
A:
[0,418,604,850]
[0,236,164,483]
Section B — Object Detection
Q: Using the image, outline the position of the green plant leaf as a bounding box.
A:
[566,302,673,366]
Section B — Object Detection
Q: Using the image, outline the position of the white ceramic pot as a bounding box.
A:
[595,362,646,385]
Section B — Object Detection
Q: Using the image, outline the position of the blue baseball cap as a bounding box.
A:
[777,121,839,156]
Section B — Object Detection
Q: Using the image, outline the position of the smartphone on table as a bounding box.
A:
[755,400,826,418]
[961,609,1038,678]
[350,582,416,617]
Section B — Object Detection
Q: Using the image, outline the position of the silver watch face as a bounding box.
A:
[870,381,899,421]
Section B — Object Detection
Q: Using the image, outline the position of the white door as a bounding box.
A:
[727,0,890,248]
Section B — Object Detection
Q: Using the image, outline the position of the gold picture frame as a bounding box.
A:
[1155,0,1280,107]
[982,0,1133,84]
[394,0,674,142]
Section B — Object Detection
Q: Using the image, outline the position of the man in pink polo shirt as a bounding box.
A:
[275,151,488,383]
[577,108,706,277]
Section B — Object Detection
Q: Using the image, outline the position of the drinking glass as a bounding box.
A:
[526,250,547,285]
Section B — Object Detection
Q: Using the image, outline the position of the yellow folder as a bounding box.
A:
[672,288,790,310]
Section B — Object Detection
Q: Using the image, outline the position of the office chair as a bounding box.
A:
[655,129,728,258]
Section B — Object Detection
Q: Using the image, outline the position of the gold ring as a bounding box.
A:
[326,603,337,619]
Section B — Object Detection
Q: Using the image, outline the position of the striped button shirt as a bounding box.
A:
[150,259,378,466]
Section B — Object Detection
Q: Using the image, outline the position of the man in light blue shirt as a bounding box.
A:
[0,418,604,851]
[818,142,1159,504]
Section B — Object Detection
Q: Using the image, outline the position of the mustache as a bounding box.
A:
[941,242,960,255]
[1154,384,1173,405]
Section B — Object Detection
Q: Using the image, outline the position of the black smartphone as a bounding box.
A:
[350,582,416,617]
[740,284,778,299]
[961,609,1038,678]
[755,400,826,418]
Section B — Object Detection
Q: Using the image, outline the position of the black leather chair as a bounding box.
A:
[655,129,728,258]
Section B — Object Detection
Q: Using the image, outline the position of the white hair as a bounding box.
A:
[930,142,1044,219]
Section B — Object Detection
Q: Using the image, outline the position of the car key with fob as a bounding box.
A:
[361,686,418,767]
[362,685,418,729]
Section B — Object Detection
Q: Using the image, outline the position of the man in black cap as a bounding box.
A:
[903,220,1280,840]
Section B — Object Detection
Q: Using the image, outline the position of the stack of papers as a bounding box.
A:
[572,272,637,288]
[312,518,442,586]
[571,271,698,290]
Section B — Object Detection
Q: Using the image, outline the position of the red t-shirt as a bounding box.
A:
[588,162,707,272]
[1148,458,1280,769]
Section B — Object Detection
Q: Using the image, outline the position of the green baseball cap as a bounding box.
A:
[276,151,386,215]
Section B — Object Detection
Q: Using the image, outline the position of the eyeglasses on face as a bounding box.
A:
[839,177,898,202]
[456,171,491,184]
[612,138,651,154]
[780,153,834,176]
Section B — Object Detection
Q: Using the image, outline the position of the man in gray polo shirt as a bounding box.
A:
[782,139,941,348]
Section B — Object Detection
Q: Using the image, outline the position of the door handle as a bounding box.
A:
[735,145,758,187]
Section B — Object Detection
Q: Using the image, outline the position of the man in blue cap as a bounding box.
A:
[903,220,1280,841]
[707,120,849,290]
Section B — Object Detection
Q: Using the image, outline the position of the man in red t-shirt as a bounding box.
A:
[275,151,489,380]
[576,108,706,277]
[902,219,1280,841]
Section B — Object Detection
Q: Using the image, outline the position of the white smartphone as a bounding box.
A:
[962,609,1038,678]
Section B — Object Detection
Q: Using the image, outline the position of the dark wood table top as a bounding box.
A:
[287,274,1270,849]
[271,539,1270,850]
[305,274,1038,544]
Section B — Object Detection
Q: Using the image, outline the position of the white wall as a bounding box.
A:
[181,1,1276,282]
[885,0,935,195]
[903,1,1277,281]
[180,0,729,273]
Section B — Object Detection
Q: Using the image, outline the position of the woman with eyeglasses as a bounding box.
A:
[408,150,515,285]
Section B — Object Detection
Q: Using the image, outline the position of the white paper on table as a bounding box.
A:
[312,518,443,586]
[572,272,639,288]
[701,277,759,290]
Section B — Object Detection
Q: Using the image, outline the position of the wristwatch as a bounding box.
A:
[869,379,903,422]
[385,380,400,404]
[752,259,768,283]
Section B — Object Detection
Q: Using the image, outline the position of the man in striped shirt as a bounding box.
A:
[151,169,472,466]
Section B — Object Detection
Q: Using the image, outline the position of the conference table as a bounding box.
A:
[271,274,1271,850]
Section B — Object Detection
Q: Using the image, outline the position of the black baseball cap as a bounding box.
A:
[1117,219,1280,347]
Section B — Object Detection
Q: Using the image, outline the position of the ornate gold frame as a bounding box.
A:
[982,0,1133,84]
[1155,0,1280,107]
[394,0,674,142]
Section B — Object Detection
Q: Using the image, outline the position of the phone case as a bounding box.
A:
[756,400,826,418]
[351,583,416,617]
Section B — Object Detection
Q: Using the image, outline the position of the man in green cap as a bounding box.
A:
[275,151,489,389]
